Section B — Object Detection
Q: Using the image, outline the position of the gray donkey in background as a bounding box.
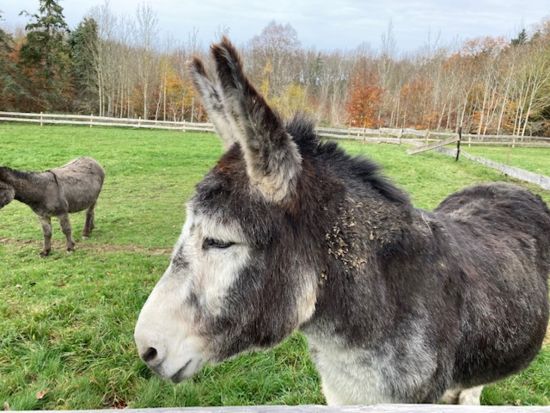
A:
[135,38,550,405]
[0,157,104,256]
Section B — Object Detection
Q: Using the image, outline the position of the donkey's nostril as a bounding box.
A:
[142,347,158,363]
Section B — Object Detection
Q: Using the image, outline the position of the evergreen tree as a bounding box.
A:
[511,28,528,46]
[18,0,71,111]
[69,17,98,113]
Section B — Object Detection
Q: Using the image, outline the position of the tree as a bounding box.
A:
[18,0,71,110]
[69,17,99,113]
[134,3,159,119]
[346,59,383,128]
[270,83,309,118]
[248,21,301,98]
[513,39,550,136]
[511,29,528,46]
[0,13,29,109]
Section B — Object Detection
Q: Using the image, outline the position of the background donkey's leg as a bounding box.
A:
[38,215,52,257]
[58,213,75,252]
[83,203,96,238]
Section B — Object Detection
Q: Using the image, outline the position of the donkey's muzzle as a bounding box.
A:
[139,344,167,371]
[141,347,162,366]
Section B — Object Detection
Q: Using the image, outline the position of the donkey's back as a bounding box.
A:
[51,157,105,213]
[434,182,550,389]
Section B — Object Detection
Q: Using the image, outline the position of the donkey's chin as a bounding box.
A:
[147,357,207,384]
[167,357,206,383]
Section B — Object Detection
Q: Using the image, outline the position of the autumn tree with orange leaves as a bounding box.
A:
[346,59,383,128]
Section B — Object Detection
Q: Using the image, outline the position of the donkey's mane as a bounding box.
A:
[0,166,34,180]
[286,115,410,206]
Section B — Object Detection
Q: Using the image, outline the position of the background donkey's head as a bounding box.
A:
[134,38,321,383]
[0,172,15,209]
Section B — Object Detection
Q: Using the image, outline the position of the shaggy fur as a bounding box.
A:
[135,38,550,405]
[0,157,105,256]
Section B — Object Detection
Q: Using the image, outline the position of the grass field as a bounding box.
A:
[0,123,549,409]
[464,146,550,177]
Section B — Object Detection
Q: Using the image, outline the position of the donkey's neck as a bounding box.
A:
[299,199,450,405]
[0,167,48,206]
[301,191,418,344]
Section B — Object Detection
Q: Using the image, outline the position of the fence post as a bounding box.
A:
[424,130,429,144]
[399,128,403,145]
[455,126,462,162]
[40,112,43,127]
[90,113,93,128]
[138,116,141,128]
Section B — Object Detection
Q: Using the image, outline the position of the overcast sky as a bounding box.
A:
[1,0,549,52]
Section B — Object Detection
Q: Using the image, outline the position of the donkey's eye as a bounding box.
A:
[202,238,235,250]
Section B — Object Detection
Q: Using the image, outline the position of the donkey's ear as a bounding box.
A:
[0,183,14,209]
[211,37,302,204]
[189,57,236,149]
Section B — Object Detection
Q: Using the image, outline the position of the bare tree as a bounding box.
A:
[248,21,301,99]
[134,3,158,119]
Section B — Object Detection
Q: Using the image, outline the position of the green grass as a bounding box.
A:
[0,123,548,409]
[463,146,550,177]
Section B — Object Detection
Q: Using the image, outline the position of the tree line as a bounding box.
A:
[1,0,549,136]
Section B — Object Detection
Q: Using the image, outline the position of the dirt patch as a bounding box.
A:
[81,242,171,255]
[0,237,171,256]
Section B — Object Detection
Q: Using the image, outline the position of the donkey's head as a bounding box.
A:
[134,38,320,383]
[0,178,15,209]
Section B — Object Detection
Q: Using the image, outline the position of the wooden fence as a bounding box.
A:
[2,112,550,147]
[435,147,550,191]
[318,125,550,147]
[0,111,214,133]
[407,136,460,155]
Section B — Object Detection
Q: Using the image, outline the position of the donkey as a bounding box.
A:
[0,157,105,256]
[134,38,550,405]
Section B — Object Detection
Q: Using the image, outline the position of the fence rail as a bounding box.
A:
[2,112,550,147]
[435,147,550,191]
[0,112,215,133]
[407,136,460,155]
